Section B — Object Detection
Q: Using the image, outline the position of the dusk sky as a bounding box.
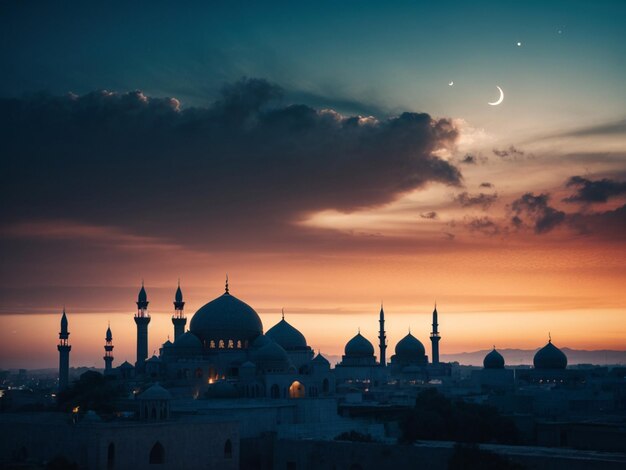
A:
[1,0,625,368]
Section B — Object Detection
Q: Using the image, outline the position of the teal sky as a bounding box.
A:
[2,0,625,139]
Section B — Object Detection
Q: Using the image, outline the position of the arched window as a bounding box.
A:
[107,443,115,469]
[289,381,305,399]
[210,340,216,348]
[323,378,329,394]
[270,384,280,398]
[149,442,164,464]
[151,406,157,419]
[236,340,242,348]
[224,439,232,459]
[195,367,203,378]
[228,340,234,349]
[219,340,225,349]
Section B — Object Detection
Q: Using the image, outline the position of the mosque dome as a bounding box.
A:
[533,340,567,370]
[312,353,330,367]
[139,383,172,400]
[266,317,307,350]
[344,333,374,357]
[252,334,271,349]
[483,347,505,369]
[173,331,202,350]
[189,291,263,346]
[253,341,290,363]
[240,361,256,369]
[394,333,426,361]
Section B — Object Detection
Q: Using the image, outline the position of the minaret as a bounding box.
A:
[57,308,71,391]
[378,303,387,367]
[134,282,151,373]
[103,323,114,375]
[430,303,441,365]
[172,280,186,340]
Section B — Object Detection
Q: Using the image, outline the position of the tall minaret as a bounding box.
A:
[172,280,186,340]
[103,323,114,375]
[430,303,441,365]
[57,308,71,391]
[378,303,387,367]
[134,282,150,373]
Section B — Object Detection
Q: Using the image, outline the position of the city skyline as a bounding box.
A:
[1,0,625,368]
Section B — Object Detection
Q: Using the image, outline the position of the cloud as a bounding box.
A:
[544,118,626,139]
[510,193,566,234]
[465,217,500,236]
[493,146,525,159]
[0,78,463,249]
[420,211,438,220]
[455,192,498,210]
[479,182,494,188]
[460,154,477,164]
[564,176,626,204]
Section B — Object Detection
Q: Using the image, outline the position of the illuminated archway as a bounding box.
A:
[288,380,305,399]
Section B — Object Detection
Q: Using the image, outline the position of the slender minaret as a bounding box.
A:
[430,303,441,365]
[57,308,71,391]
[379,303,387,367]
[134,282,150,373]
[172,280,186,340]
[103,323,114,374]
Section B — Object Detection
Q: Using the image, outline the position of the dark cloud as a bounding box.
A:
[420,211,438,220]
[509,193,566,234]
[493,146,525,159]
[479,182,494,188]
[455,192,498,210]
[0,78,462,249]
[460,154,476,164]
[568,204,626,239]
[564,176,626,203]
[465,217,500,236]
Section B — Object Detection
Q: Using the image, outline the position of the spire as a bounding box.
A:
[60,308,68,334]
[175,281,183,303]
[106,322,112,341]
[225,273,229,294]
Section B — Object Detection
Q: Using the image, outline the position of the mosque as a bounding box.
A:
[56,277,574,399]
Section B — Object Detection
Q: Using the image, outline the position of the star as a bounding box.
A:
[516,42,522,47]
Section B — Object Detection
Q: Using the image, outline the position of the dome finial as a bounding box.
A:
[177,277,180,288]
[281,308,285,320]
[549,332,551,343]
[408,326,411,334]
[358,327,360,334]
[225,273,229,294]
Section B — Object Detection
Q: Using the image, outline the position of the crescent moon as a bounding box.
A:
[488,86,504,106]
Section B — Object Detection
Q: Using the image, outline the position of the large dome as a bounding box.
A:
[395,333,426,360]
[345,332,374,357]
[483,347,505,369]
[533,340,567,370]
[190,292,263,346]
[266,318,307,350]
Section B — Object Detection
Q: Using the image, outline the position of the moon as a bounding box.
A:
[448,81,454,86]
[488,86,504,106]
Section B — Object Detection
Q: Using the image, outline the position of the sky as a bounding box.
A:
[0,0,625,368]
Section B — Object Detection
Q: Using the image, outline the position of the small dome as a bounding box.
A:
[312,353,330,366]
[483,348,505,369]
[253,341,290,363]
[162,340,173,348]
[534,340,567,370]
[266,318,307,350]
[139,383,172,400]
[395,333,426,360]
[119,361,134,370]
[173,331,203,350]
[146,355,161,363]
[189,292,263,346]
[345,333,374,357]
[252,334,271,349]
[240,361,256,369]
